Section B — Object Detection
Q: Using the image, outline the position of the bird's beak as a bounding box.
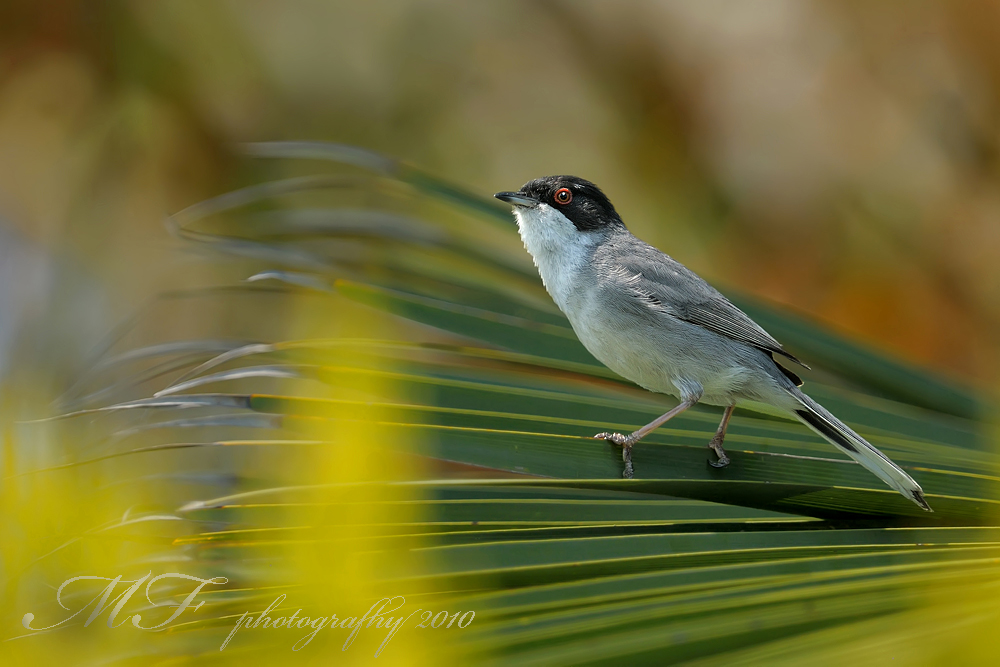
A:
[494,191,539,208]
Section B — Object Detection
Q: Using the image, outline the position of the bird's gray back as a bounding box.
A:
[592,230,803,365]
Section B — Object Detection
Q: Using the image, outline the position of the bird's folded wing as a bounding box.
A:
[605,248,807,368]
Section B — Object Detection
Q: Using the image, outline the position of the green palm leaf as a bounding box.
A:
[17,142,997,665]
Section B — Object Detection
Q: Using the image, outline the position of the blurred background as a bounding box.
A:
[2,0,999,394]
[3,2,1000,663]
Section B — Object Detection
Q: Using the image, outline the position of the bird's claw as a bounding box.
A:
[708,455,730,469]
[594,432,635,478]
[622,453,634,479]
[594,431,632,447]
[708,439,730,468]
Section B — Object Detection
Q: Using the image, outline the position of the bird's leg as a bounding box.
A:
[708,404,735,468]
[595,398,697,479]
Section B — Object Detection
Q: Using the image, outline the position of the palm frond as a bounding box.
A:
[15,142,997,664]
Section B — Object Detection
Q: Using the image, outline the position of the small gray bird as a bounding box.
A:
[495,176,930,511]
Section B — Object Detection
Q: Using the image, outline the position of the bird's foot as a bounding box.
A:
[594,432,636,479]
[708,437,730,469]
[593,431,634,447]
[621,444,634,479]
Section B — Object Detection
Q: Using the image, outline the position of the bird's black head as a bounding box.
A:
[495,176,623,231]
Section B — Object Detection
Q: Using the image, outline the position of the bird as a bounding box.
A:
[495,176,931,511]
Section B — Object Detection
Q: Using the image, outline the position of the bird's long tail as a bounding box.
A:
[790,390,931,511]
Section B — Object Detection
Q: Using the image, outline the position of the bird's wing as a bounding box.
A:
[602,243,808,368]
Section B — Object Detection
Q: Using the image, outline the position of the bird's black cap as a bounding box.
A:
[495,176,624,231]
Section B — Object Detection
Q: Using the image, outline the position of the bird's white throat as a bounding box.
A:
[514,204,598,313]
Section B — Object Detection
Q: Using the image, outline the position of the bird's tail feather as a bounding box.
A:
[791,390,931,511]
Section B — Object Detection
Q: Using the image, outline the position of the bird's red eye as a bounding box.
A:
[554,188,572,204]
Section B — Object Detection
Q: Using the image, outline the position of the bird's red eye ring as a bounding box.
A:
[554,188,572,204]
